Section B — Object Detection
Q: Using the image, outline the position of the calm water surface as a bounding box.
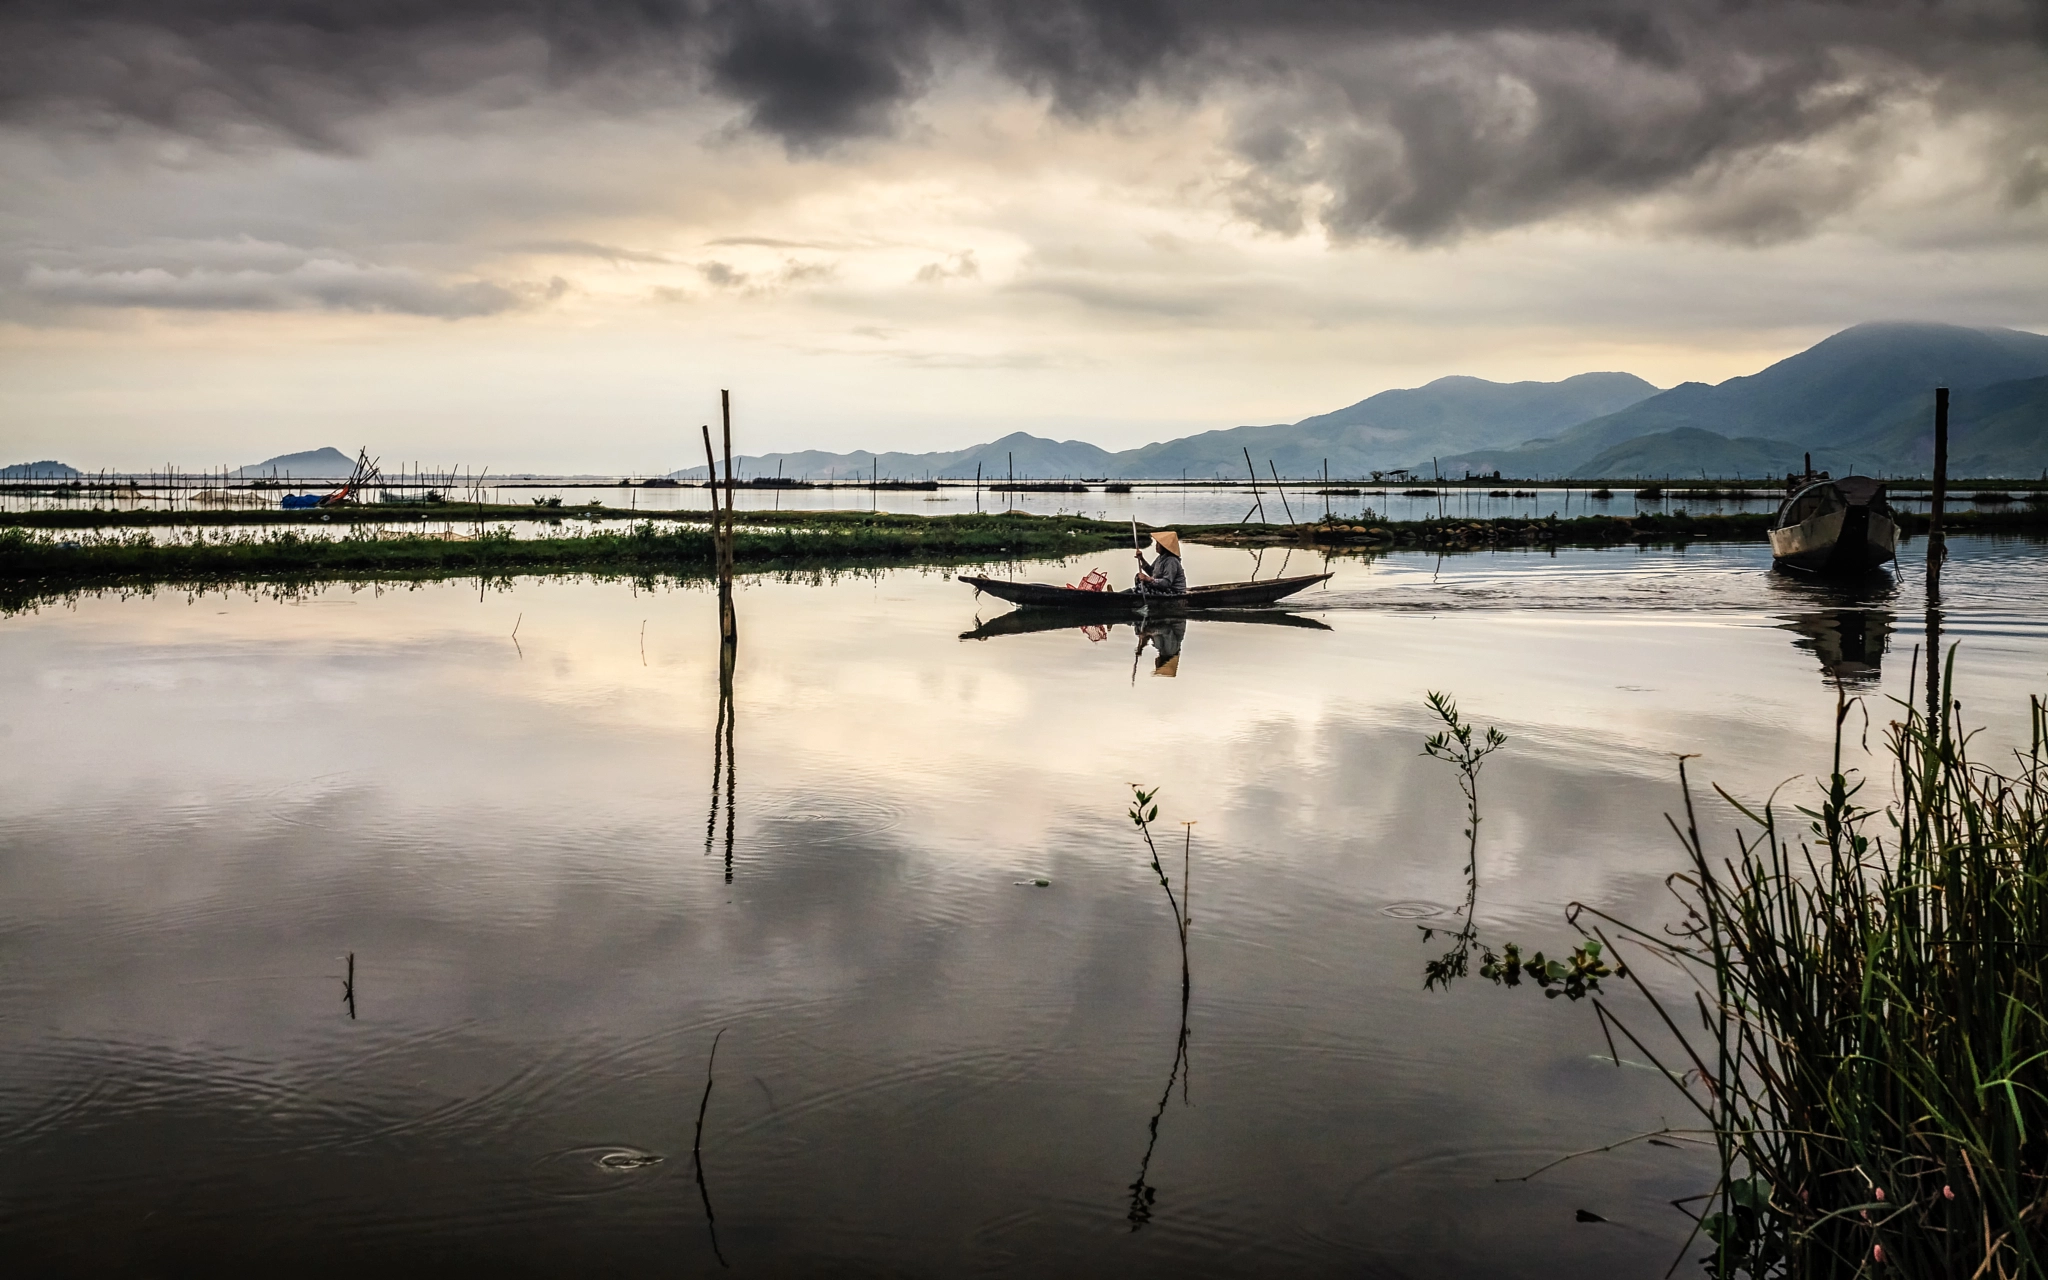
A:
[3,537,2046,1276]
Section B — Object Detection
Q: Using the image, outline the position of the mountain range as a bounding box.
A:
[674,323,2048,482]
[672,373,1660,482]
[1445,322,2048,479]
[23,323,2042,484]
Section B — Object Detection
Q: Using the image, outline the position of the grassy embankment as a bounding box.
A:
[5,504,2048,611]
[1186,506,2048,548]
[0,513,1126,611]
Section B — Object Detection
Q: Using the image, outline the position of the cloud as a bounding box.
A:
[0,3,2042,244]
[914,250,978,283]
[695,256,837,295]
[22,250,564,317]
[511,239,678,265]
[698,260,749,289]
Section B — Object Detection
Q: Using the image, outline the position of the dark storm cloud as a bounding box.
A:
[0,2,2042,243]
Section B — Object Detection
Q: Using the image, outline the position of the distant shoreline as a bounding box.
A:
[5,505,2046,615]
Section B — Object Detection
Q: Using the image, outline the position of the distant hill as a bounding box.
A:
[1448,323,2048,477]
[1570,429,1828,482]
[1104,373,1657,479]
[236,447,356,478]
[671,432,1117,484]
[673,373,1660,481]
[1841,375,2048,477]
[1,460,81,480]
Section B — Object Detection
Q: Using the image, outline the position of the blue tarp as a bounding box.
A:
[280,494,325,509]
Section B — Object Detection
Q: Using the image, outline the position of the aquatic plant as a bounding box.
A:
[1415,694,1624,1000]
[1575,661,2048,1277]
[1128,786,1191,996]
[1436,662,2048,1276]
[1125,786,1195,1229]
[1418,693,1506,990]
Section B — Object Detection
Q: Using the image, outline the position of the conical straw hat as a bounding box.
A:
[1151,531,1181,556]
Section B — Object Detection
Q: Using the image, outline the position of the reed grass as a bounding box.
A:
[1580,657,2048,1276]
[1422,664,2048,1275]
[1445,655,2043,1276]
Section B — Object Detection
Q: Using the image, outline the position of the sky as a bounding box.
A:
[2,0,2046,473]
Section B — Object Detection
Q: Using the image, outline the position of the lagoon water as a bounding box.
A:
[3,536,2046,1276]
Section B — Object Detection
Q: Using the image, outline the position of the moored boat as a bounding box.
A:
[1769,472,1897,575]
[958,572,1331,611]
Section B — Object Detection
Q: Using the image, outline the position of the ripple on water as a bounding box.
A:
[751,788,906,842]
[528,1145,667,1198]
[1378,901,1448,919]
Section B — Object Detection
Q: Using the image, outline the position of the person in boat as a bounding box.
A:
[1133,530,1187,595]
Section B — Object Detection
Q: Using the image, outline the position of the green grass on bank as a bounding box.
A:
[0,516,1128,611]
[5,506,2047,613]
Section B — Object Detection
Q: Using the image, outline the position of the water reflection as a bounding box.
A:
[1766,566,1899,686]
[1780,610,1893,686]
[1127,989,1191,1230]
[1137,618,1185,679]
[694,1029,730,1268]
[705,636,737,882]
[960,608,1332,683]
[7,539,2048,1276]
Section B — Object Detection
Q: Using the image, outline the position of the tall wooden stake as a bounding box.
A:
[1241,447,1268,523]
[701,423,734,644]
[719,390,738,645]
[1928,386,1948,597]
[1925,386,1948,735]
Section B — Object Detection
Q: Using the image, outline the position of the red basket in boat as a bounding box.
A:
[1068,568,1109,592]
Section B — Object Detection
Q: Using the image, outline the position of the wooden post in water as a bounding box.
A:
[701,423,732,639]
[1268,459,1295,525]
[719,390,738,646]
[1928,387,1948,597]
[1241,447,1268,523]
[1924,387,1949,737]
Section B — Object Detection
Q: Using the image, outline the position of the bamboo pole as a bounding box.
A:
[1241,447,1268,523]
[1928,386,1948,597]
[719,392,738,644]
[1269,459,1295,524]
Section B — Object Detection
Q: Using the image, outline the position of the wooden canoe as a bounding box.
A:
[957,572,1331,611]
[961,608,1332,641]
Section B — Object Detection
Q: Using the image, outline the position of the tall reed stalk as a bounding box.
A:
[1578,654,2048,1277]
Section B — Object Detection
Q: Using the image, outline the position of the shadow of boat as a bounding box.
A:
[1778,607,1893,686]
[960,609,1332,641]
[1763,563,1896,686]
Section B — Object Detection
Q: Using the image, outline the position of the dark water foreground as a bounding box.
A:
[2,538,2045,1277]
